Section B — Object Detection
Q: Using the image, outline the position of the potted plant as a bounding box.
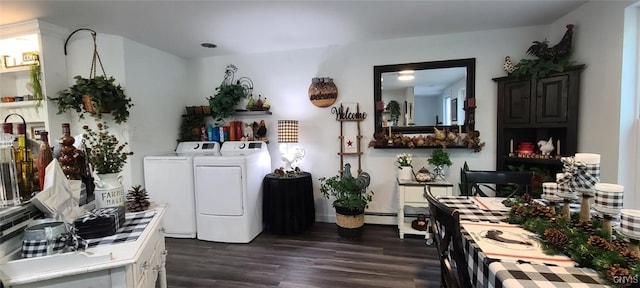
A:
[50,75,134,124]
[319,167,373,239]
[208,81,246,122]
[386,100,401,126]
[82,121,134,208]
[428,148,452,181]
[396,153,413,180]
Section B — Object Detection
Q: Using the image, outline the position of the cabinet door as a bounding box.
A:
[502,80,531,124]
[535,75,568,123]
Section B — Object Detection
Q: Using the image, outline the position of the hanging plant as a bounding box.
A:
[28,55,43,108]
[50,28,133,124]
[207,64,253,121]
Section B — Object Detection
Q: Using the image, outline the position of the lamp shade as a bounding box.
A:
[278,120,298,143]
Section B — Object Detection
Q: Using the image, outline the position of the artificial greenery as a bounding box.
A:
[428,148,452,167]
[82,121,133,174]
[386,100,401,126]
[511,58,574,81]
[207,81,246,121]
[51,75,133,124]
[507,196,640,287]
[28,58,43,108]
[178,113,204,142]
[319,174,374,212]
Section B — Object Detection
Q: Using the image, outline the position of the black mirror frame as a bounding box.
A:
[373,58,476,135]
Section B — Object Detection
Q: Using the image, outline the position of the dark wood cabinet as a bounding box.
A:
[494,65,584,174]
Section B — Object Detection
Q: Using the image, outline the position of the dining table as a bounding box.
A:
[436,196,610,288]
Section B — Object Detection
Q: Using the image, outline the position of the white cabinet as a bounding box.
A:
[397,179,453,241]
[0,19,71,141]
[0,205,168,288]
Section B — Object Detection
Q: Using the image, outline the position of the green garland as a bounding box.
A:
[507,197,640,287]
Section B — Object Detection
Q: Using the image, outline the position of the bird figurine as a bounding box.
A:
[537,137,555,155]
[255,120,267,141]
[503,56,515,74]
[526,24,574,63]
[434,127,446,141]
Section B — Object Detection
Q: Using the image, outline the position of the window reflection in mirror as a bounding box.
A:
[373,58,476,135]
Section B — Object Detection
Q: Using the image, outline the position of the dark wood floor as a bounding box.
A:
[165,223,442,288]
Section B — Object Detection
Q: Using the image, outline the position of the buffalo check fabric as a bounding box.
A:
[440,196,609,288]
[436,196,506,223]
[86,210,156,247]
[488,262,607,288]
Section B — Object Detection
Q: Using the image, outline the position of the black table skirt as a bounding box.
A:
[263,172,315,235]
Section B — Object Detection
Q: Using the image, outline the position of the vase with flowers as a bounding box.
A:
[82,122,133,209]
[396,153,413,180]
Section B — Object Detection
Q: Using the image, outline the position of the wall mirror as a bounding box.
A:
[373,58,476,135]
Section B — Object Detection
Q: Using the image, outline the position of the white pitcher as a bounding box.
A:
[93,172,125,209]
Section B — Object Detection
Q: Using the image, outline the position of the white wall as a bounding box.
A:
[64,33,189,190]
[189,26,545,222]
[551,1,638,208]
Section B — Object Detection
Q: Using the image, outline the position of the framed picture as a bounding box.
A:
[451,98,458,122]
[31,126,46,141]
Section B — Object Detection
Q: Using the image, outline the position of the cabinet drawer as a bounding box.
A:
[428,185,452,197]
[403,186,427,203]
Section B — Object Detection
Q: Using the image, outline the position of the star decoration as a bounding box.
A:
[347,140,353,147]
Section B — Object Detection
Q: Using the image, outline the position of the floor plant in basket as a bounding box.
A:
[319,165,373,239]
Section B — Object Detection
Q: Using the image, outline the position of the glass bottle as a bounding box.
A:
[0,124,20,207]
[37,131,54,190]
[58,123,80,180]
[16,123,34,199]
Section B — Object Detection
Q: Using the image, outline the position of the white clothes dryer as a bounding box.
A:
[143,141,220,238]
[193,141,271,243]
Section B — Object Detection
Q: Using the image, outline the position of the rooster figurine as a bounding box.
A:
[537,137,555,156]
[527,24,574,63]
[503,56,515,74]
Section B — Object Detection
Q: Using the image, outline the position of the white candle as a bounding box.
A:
[458,125,462,133]
[557,140,560,155]
[509,139,514,153]
[575,153,601,165]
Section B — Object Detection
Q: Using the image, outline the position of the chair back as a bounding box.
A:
[425,187,471,288]
[462,170,533,197]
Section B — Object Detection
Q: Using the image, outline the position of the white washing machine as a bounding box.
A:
[193,141,271,243]
[143,141,220,238]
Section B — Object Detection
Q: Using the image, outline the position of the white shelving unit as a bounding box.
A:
[0,19,71,140]
[396,179,453,244]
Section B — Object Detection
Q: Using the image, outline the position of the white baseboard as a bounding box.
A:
[315,213,397,225]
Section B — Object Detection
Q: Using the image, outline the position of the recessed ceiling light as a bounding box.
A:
[201,43,217,48]
[398,75,415,81]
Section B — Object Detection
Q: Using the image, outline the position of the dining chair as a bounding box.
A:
[462,170,533,198]
[425,187,471,288]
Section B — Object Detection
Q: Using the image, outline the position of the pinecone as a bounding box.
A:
[587,235,612,251]
[544,228,569,247]
[126,185,150,212]
[619,248,640,267]
[530,204,555,219]
[612,239,629,252]
[521,193,533,204]
[571,220,595,234]
[607,264,631,285]
[513,204,527,217]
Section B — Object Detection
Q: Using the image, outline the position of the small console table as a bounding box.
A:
[397,179,453,242]
[263,172,315,235]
